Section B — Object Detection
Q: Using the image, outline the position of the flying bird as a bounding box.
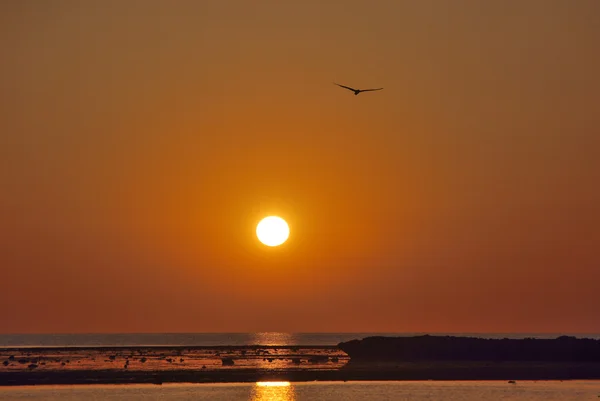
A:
[334,83,383,96]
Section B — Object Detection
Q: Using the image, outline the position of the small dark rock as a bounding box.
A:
[221,357,235,366]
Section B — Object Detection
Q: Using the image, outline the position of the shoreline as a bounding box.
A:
[3,362,600,386]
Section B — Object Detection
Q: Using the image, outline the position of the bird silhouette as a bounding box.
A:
[334,83,383,96]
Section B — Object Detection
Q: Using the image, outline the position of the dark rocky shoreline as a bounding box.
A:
[0,345,346,385]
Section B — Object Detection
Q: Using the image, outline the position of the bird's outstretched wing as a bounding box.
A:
[360,88,384,92]
[334,83,358,92]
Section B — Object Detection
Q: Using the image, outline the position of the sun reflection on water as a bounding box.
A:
[251,332,295,346]
[250,381,295,401]
[256,382,291,387]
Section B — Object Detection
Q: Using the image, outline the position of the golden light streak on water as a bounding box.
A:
[251,381,295,401]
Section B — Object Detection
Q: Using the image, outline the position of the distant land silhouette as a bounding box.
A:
[338,335,600,362]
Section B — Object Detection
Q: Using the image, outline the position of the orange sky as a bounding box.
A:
[1,1,599,333]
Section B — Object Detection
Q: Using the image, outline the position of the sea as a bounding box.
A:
[2,332,599,348]
[2,381,600,400]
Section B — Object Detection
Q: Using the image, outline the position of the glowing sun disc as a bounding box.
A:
[256,216,289,247]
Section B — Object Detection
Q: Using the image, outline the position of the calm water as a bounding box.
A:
[2,381,600,400]
[2,333,599,348]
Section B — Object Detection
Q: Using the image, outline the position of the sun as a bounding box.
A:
[256,216,289,247]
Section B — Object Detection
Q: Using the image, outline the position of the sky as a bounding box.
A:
[1,0,599,334]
